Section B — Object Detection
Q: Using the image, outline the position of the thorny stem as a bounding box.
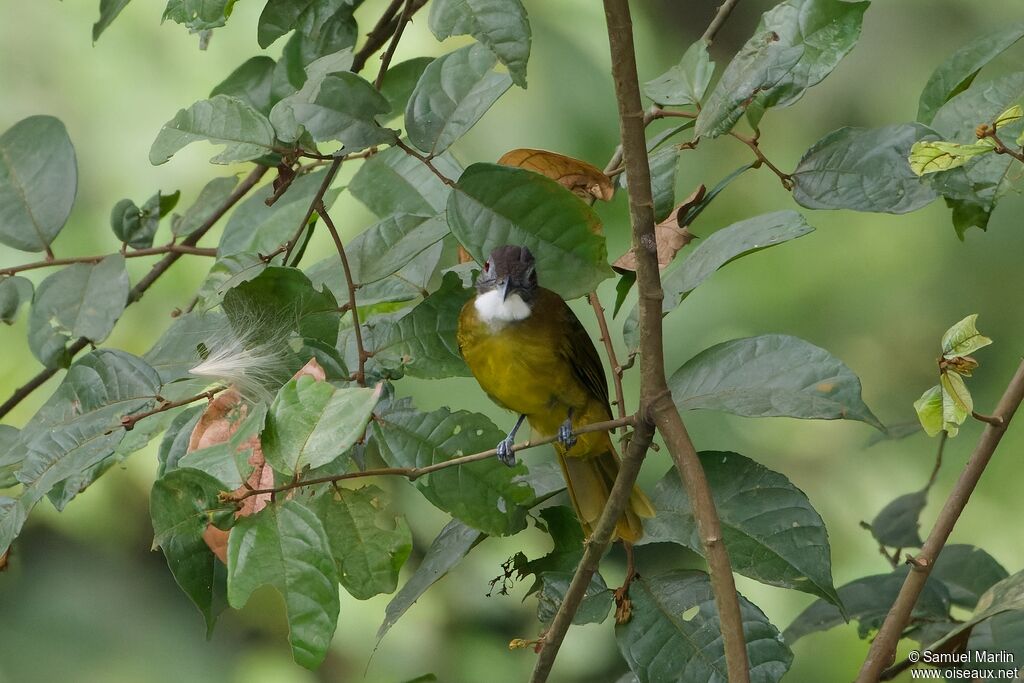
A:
[316,203,368,386]
[0,244,217,277]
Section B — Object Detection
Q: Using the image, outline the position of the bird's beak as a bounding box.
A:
[501,279,511,301]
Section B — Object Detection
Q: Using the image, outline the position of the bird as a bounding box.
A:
[456,244,654,542]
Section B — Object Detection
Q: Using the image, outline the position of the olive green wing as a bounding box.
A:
[553,293,611,412]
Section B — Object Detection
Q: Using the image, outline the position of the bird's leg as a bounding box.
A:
[557,408,577,449]
[496,414,527,467]
[614,541,638,625]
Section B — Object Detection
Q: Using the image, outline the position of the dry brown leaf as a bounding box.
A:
[0,549,8,572]
[498,148,614,202]
[612,185,705,273]
[457,244,475,264]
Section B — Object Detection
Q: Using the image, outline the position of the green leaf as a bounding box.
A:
[641,452,840,607]
[0,116,78,253]
[150,95,276,165]
[350,145,462,218]
[218,168,339,257]
[942,313,993,358]
[963,611,1024,675]
[649,146,679,222]
[258,0,346,48]
[111,191,174,249]
[151,468,231,634]
[172,175,238,237]
[162,0,232,31]
[428,0,531,88]
[263,376,381,475]
[448,163,611,299]
[28,255,130,368]
[93,0,132,41]
[211,56,277,115]
[373,271,472,378]
[407,43,513,156]
[932,545,1009,610]
[0,276,33,325]
[309,485,412,600]
[144,310,227,384]
[924,569,1024,657]
[285,71,396,150]
[157,405,205,477]
[694,32,803,139]
[869,490,926,548]
[617,570,793,683]
[537,571,614,625]
[753,0,869,110]
[373,402,535,536]
[669,334,882,429]
[227,500,340,669]
[380,58,433,117]
[908,138,996,176]
[271,11,357,97]
[940,370,972,438]
[347,214,450,285]
[181,403,267,490]
[914,385,943,437]
[917,22,1024,125]
[222,266,340,346]
[1,350,160,555]
[792,123,940,213]
[784,568,951,642]
[378,519,485,640]
[643,42,714,106]
[269,48,355,143]
[0,425,21,488]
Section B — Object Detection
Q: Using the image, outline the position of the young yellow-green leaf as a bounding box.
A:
[428,0,531,88]
[793,123,940,214]
[914,385,943,437]
[262,376,381,476]
[0,116,78,253]
[151,467,231,634]
[917,22,1024,125]
[641,452,841,607]
[172,175,238,237]
[210,56,276,114]
[941,313,993,358]
[406,43,512,156]
[0,276,33,325]
[643,41,714,107]
[447,163,611,299]
[309,485,412,600]
[227,500,340,669]
[617,571,793,682]
[150,95,276,165]
[28,255,130,368]
[940,370,973,438]
[162,0,233,31]
[669,334,882,429]
[908,139,996,176]
[995,104,1023,128]
[286,72,397,151]
[93,0,132,42]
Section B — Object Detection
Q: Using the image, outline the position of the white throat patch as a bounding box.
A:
[475,289,532,326]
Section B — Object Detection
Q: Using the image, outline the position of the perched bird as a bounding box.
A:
[457,245,654,542]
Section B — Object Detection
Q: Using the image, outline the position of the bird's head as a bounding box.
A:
[474,245,538,324]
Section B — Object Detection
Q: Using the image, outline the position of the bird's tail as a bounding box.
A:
[557,447,655,543]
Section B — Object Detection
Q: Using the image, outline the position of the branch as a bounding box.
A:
[374,0,415,91]
[281,156,345,265]
[0,244,216,277]
[728,130,793,190]
[394,140,456,186]
[118,387,225,432]
[532,2,749,681]
[0,165,268,421]
[316,202,368,386]
[229,415,637,503]
[856,358,1024,682]
[702,0,742,46]
[351,0,428,74]
[588,292,627,422]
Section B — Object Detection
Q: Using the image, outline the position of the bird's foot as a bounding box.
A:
[557,417,577,449]
[496,435,517,467]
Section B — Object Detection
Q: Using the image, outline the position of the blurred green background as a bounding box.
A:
[1,1,1023,681]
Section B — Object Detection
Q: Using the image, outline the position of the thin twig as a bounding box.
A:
[230,415,637,503]
[374,0,415,91]
[0,165,268,421]
[702,0,742,46]
[0,244,216,277]
[351,0,427,73]
[395,140,456,186]
[316,203,368,386]
[588,292,627,422]
[856,359,1024,682]
[281,156,345,266]
[118,387,225,432]
[971,410,1004,426]
[728,130,793,190]
[925,431,948,490]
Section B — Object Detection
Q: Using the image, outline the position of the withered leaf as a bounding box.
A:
[612,185,704,273]
[498,148,614,203]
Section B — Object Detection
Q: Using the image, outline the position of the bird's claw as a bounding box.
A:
[496,436,517,467]
[557,419,577,449]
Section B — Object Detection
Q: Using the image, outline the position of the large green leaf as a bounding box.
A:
[272,15,357,98]
[0,276,33,325]
[210,57,277,115]
[536,571,614,626]
[0,425,21,488]
[269,47,354,143]
[373,402,535,536]
[617,570,793,683]
[694,32,803,139]
[373,271,472,379]
[28,255,129,368]
[643,41,714,107]
[162,0,232,31]
[285,71,397,151]
[143,310,226,384]
[642,452,839,606]
[753,0,868,110]
[0,116,78,252]
[227,500,340,669]
[406,43,512,156]
[218,168,340,257]
[309,485,412,600]
[151,468,231,634]
[380,58,433,116]
[258,0,349,48]
[447,163,611,299]
[669,334,882,428]
[792,123,940,213]
[150,95,276,165]
[932,545,1009,610]
[623,211,813,348]
[172,175,238,237]
[0,350,160,555]
[378,519,485,640]
[917,22,1024,125]
[222,266,340,347]
[346,213,450,285]
[349,145,462,218]
[306,240,444,310]
[182,403,266,490]
[428,0,531,88]
[93,0,132,41]
[156,405,205,477]
[924,569,1024,656]
[262,376,380,475]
